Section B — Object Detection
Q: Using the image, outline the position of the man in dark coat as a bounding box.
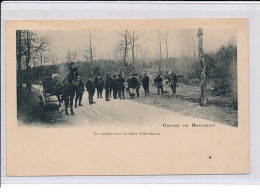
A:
[170,73,178,94]
[75,76,84,107]
[154,74,164,95]
[111,75,118,99]
[142,73,150,96]
[104,74,112,101]
[85,75,96,105]
[128,73,139,99]
[94,73,104,99]
[116,74,125,100]
[136,75,141,98]
[108,75,113,98]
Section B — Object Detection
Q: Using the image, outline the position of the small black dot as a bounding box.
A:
[209,156,212,159]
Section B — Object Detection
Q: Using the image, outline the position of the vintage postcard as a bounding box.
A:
[5,19,249,176]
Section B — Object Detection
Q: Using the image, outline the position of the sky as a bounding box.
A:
[38,28,236,64]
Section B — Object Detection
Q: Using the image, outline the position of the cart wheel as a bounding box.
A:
[39,95,46,110]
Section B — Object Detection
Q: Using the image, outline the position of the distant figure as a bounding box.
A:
[26,81,31,93]
[85,75,96,105]
[116,74,125,100]
[154,74,164,95]
[75,76,84,107]
[111,75,118,99]
[104,74,112,101]
[170,73,178,94]
[136,75,141,98]
[142,73,150,96]
[108,75,112,98]
[128,73,139,99]
[95,73,104,99]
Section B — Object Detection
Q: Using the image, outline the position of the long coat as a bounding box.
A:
[94,77,104,89]
[154,76,163,87]
[128,77,139,89]
[116,77,125,90]
[104,77,112,89]
[76,80,85,95]
[142,76,149,88]
[111,78,118,89]
[85,79,95,94]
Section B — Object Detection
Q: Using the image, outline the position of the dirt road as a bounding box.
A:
[17,85,232,128]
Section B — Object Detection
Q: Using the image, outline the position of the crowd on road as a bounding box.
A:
[76,72,178,106]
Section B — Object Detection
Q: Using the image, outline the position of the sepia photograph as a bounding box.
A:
[5,19,248,176]
[16,28,238,127]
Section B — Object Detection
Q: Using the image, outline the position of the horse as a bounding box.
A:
[61,67,79,115]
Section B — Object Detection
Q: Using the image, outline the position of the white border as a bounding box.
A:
[1,1,260,184]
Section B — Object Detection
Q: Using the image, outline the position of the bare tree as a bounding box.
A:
[16,30,23,94]
[84,31,96,72]
[197,28,207,106]
[66,49,72,64]
[162,30,169,70]
[16,30,50,86]
[71,50,78,63]
[129,30,143,68]
[118,30,131,67]
[50,53,58,66]
[152,30,163,72]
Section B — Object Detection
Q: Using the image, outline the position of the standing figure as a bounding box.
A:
[136,75,141,98]
[116,74,126,100]
[142,73,150,96]
[128,73,138,99]
[126,76,131,94]
[111,75,118,99]
[108,75,112,98]
[170,73,178,94]
[75,76,84,107]
[154,74,164,95]
[104,74,112,101]
[85,75,96,105]
[95,73,104,99]
[26,80,32,93]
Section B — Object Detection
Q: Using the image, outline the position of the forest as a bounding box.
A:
[16,30,237,104]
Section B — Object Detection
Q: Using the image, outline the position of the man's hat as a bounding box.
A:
[78,76,82,79]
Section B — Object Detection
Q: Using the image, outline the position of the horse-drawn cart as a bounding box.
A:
[39,75,63,110]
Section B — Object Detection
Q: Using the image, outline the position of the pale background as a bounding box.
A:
[4,19,249,176]
[1,1,259,184]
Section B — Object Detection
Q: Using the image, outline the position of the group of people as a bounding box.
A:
[74,72,178,106]
[154,72,178,95]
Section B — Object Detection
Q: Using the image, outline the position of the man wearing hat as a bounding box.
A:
[111,75,118,99]
[154,74,164,95]
[104,74,112,101]
[94,73,104,99]
[85,75,96,105]
[116,73,126,100]
[170,72,178,94]
[128,73,139,99]
[142,73,150,97]
[75,76,85,107]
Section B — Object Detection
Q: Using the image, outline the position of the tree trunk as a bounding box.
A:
[132,31,135,67]
[25,31,31,83]
[197,28,207,106]
[16,30,22,94]
[165,31,169,70]
[158,31,162,72]
[124,35,128,67]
